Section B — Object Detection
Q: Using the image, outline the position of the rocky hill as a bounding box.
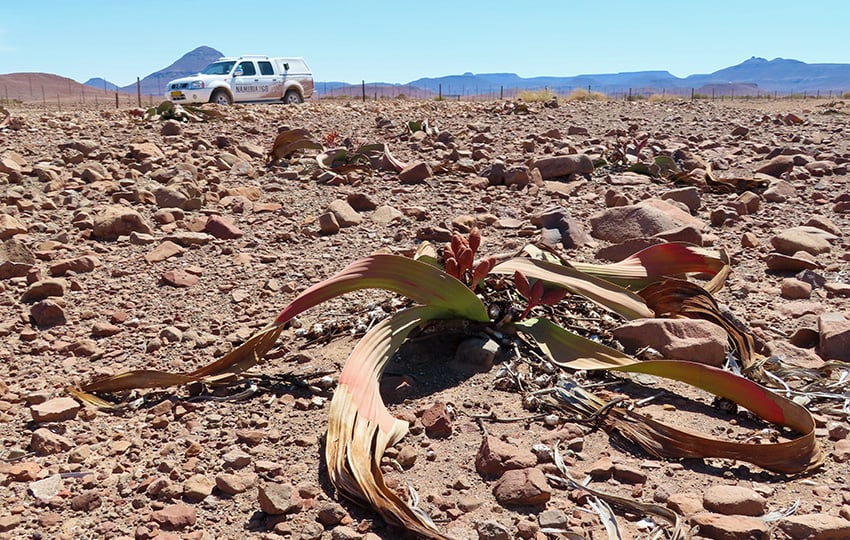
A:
[118,45,224,97]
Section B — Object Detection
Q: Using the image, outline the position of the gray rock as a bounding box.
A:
[0,238,35,279]
[755,155,794,178]
[590,204,677,242]
[532,153,593,179]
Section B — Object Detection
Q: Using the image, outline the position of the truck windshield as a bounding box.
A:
[201,62,236,75]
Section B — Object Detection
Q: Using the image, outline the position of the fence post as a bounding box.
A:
[136,78,141,107]
[438,83,442,100]
[500,85,503,100]
[691,88,694,100]
[115,91,119,109]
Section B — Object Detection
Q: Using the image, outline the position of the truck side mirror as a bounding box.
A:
[233,67,243,77]
[283,63,290,71]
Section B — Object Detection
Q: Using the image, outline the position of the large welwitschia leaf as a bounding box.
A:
[491,257,653,320]
[518,318,824,474]
[326,305,455,540]
[567,243,727,291]
[274,254,489,325]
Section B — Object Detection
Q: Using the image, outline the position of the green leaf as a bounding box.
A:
[654,155,680,176]
[515,318,635,370]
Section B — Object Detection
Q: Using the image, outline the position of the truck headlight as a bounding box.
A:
[190,81,205,90]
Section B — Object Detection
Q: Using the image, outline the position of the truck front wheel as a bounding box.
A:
[283,89,303,104]
[210,89,233,106]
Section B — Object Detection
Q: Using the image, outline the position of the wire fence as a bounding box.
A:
[2,76,849,111]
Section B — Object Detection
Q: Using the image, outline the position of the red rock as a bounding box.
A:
[70,489,102,511]
[690,513,769,539]
[215,472,258,495]
[492,468,551,506]
[7,461,41,481]
[420,402,453,438]
[204,215,243,239]
[30,397,81,422]
[328,199,362,227]
[151,503,197,530]
[318,212,340,234]
[613,318,728,366]
[160,269,199,288]
[0,515,21,533]
[475,435,537,476]
[777,513,850,540]
[398,161,433,183]
[49,255,100,276]
[92,205,153,239]
[21,278,67,303]
[91,321,122,337]
[182,474,214,503]
[661,186,701,212]
[780,277,812,299]
[819,312,850,361]
[0,214,27,240]
[702,485,766,516]
[771,228,833,256]
[0,238,36,279]
[144,240,186,263]
[832,439,850,463]
[30,299,66,327]
[667,492,704,515]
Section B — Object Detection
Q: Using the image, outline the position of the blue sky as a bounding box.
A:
[2,1,848,86]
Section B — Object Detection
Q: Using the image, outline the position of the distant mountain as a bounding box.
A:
[84,77,119,91]
[400,58,850,97]
[120,45,224,97]
[684,57,850,93]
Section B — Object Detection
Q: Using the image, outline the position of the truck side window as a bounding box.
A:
[258,61,274,76]
[238,62,256,76]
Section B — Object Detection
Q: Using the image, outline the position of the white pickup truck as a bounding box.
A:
[165,55,313,105]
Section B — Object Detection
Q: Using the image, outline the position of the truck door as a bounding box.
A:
[257,61,282,99]
[232,61,263,101]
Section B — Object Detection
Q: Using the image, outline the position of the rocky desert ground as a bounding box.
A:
[1,95,849,540]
